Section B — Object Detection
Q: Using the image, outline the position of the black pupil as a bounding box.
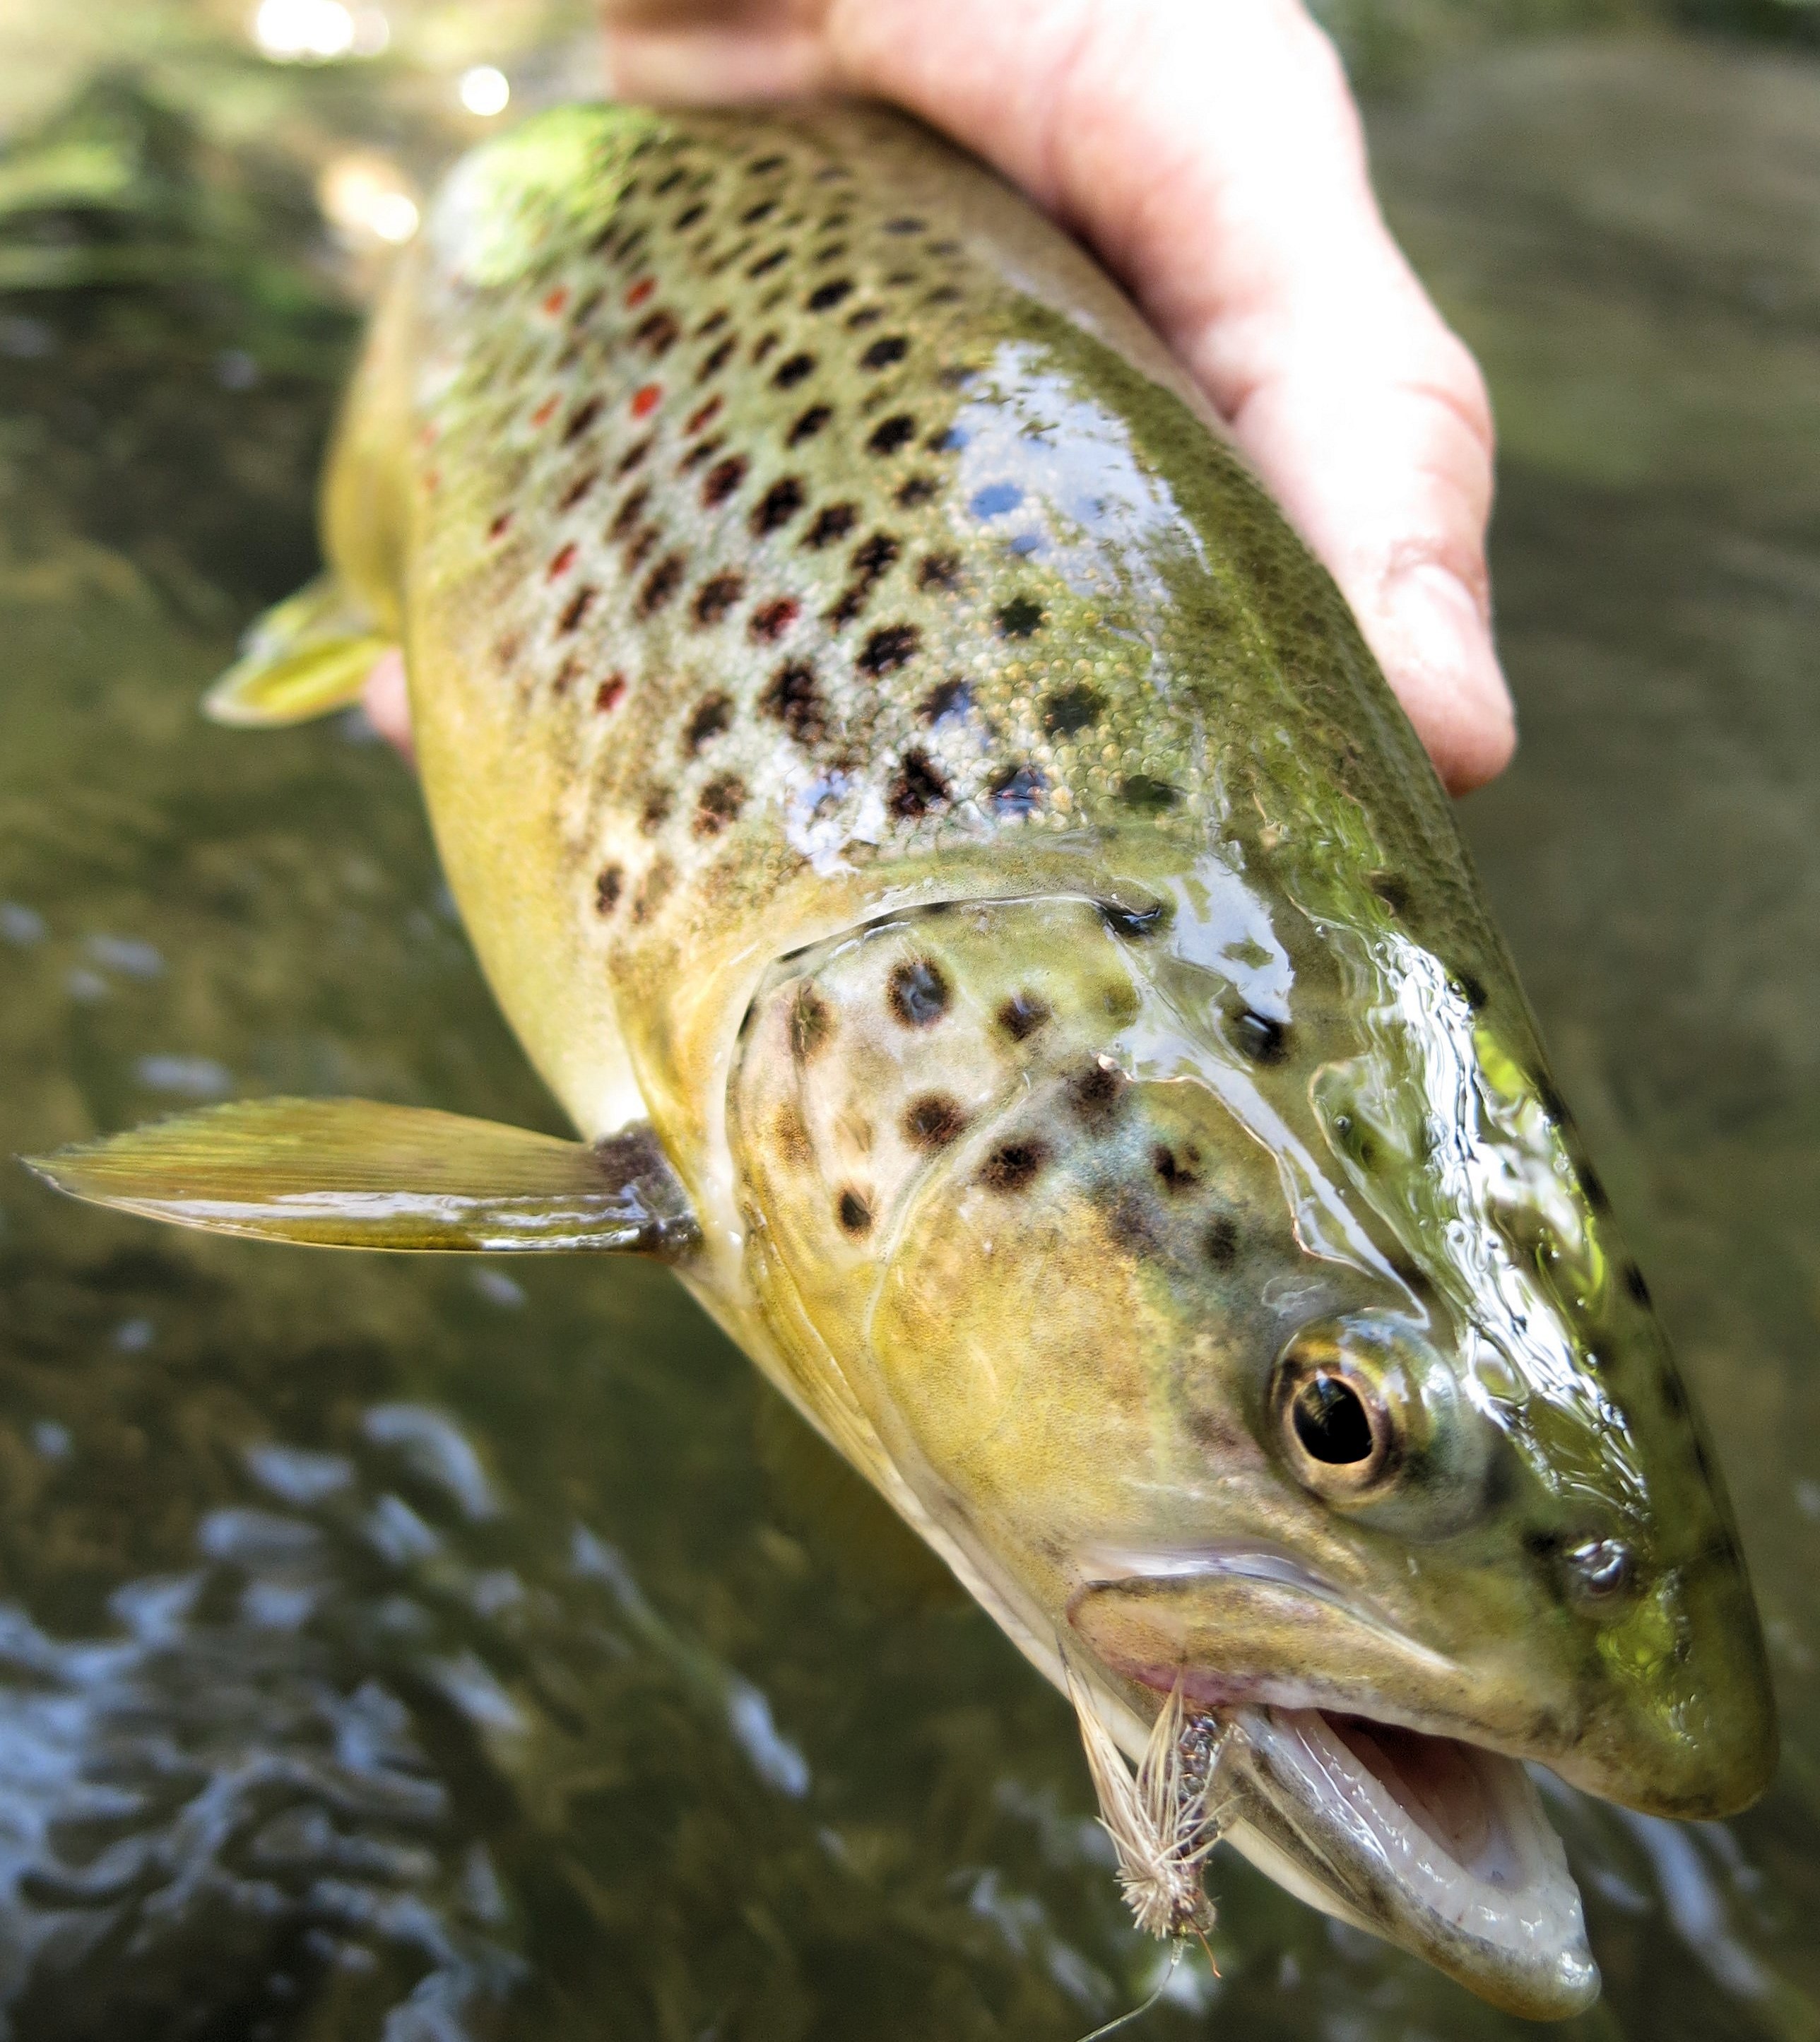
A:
[1292,1376,1375,1465]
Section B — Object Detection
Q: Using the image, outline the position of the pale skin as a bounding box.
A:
[367,0,1515,793]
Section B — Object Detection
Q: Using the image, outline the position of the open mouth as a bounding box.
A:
[1224,1703,1597,2018]
[1069,1550,1600,2018]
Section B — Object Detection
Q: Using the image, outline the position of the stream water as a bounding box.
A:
[1,13,1816,2039]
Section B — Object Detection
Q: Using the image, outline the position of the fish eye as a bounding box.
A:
[1270,1323,1407,1505]
[1291,1373,1379,1466]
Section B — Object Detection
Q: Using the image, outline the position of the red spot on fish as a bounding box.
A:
[543,285,570,316]
[548,542,578,579]
[686,395,723,435]
[626,278,656,308]
[750,597,800,641]
[488,511,513,540]
[422,468,440,495]
[531,395,559,428]
[632,382,662,419]
[596,673,627,712]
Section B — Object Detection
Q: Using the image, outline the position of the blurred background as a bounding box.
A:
[1,2,1817,2037]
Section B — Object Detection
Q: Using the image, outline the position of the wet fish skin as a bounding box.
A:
[30,100,1775,2017]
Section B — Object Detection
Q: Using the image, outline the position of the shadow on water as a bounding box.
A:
[0,15,1817,2040]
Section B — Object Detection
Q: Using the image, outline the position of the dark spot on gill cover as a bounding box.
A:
[904,1096,967,1148]
[890,750,950,818]
[837,1188,873,1236]
[981,1140,1048,1193]
[997,596,1044,638]
[1153,1145,1202,1193]
[791,986,832,1061]
[887,959,950,1027]
[1070,1062,1126,1130]
[997,993,1049,1043]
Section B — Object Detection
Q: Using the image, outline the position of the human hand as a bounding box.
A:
[367,0,1513,792]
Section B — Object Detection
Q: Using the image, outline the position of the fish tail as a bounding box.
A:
[203,572,395,728]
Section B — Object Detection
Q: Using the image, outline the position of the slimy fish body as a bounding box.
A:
[28,103,1775,2017]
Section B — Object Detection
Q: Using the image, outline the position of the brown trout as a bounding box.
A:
[25,102,1775,2017]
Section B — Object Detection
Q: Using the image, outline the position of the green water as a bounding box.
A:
[1,15,1817,2039]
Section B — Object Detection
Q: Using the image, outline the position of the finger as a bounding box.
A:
[600,0,836,100]
[362,647,415,765]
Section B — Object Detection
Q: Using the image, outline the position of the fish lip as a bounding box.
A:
[1072,1547,1600,2019]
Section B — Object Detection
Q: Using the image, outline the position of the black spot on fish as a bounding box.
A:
[559,468,600,512]
[639,786,673,834]
[557,585,596,635]
[611,485,651,538]
[1043,687,1101,735]
[997,597,1044,638]
[748,248,789,278]
[918,677,969,725]
[904,1095,967,1148]
[1454,969,1489,1011]
[803,502,858,549]
[791,986,832,1060]
[752,476,806,535]
[637,554,686,617]
[988,765,1044,816]
[774,352,817,389]
[750,153,786,175]
[848,307,884,330]
[1203,1215,1239,1268]
[860,625,921,675]
[696,309,731,337]
[740,198,778,225]
[1153,1144,1202,1193]
[885,216,926,235]
[698,336,736,381]
[594,865,622,915]
[1535,1075,1568,1125]
[837,1188,873,1237]
[1624,1263,1653,1306]
[702,455,748,507]
[687,395,723,435]
[868,414,918,456]
[861,335,909,370]
[1661,1371,1686,1417]
[674,202,706,230]
[562,396,604,444]
[997,993,1049,1043]
[890,749,950,819]
[1233,1010,1289,1064]
[888,958,950,1027]
[616,435,654,476]
[788,403,833,445]
[693,573,745,625]
[1367,870,1412,916]
[764,662,825,745]
[631,857,673,924]
[918,553,961,591]
[1070,1062,1126,1130]
[808,279,853,311]
[981,1140,1048,1193]
[683,693,733,754]
[634,310,680,355]
[896,474,939,507]
[1122,774,1181,813]
[852,532,900,581]
[1580,1165,1610,1213]
[695,774,745,837]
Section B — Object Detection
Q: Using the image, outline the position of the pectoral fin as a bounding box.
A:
[205,573,394,727]
[21,1099,699,1257]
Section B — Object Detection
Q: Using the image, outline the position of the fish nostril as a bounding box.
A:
[1565,1537,1636,1607]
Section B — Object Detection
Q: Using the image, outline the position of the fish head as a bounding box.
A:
[729,870,1774,2014]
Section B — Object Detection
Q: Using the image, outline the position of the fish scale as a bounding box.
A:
[32,98,1775,2021]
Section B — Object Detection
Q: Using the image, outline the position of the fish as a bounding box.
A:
[23,100,1775,2018]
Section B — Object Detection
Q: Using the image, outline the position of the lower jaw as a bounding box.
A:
[1212,1704,1601,2019]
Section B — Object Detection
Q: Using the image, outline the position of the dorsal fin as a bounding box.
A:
[205,572,394,727]
[20,1098,699,1257]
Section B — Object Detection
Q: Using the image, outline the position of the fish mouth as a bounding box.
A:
[1071,1550,1600,2019]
